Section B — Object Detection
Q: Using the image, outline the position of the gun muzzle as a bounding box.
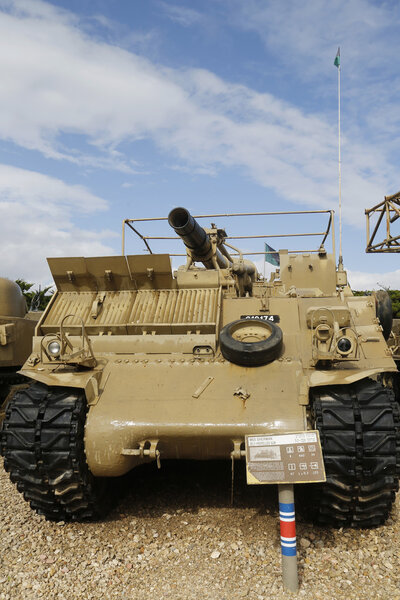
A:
[168,207,257,292]
[168,207,215,268]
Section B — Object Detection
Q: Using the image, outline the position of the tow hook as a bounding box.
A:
[121,439,161,468]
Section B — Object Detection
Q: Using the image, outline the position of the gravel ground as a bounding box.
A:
[1,457,400,600]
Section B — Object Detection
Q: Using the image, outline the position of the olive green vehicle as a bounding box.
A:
[1,208,399,526]
[0,278,39,418]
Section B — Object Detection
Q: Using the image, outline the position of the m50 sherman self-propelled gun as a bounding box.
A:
[1,208,399,526]
[0,278,38,418]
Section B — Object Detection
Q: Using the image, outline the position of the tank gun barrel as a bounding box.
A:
[168,207,225,269]
[168,206,258,296]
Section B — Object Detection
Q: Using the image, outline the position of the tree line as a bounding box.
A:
[16,279,54,311]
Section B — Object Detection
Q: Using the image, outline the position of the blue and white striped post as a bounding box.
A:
[278,484,298,592]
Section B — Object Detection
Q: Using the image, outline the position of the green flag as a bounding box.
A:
[265,243,280,267]
[334,47,340,68]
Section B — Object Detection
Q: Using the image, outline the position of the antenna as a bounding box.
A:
[334,47,343,269]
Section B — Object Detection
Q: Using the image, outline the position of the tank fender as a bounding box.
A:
[308,367,397,388]
[18,367,103,402]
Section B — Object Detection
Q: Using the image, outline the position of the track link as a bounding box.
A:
[307,378,400,527]
[0,382,112,521]
[0,368,28,415]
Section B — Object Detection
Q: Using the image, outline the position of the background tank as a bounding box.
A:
[1,208,399,527]
[0,278,38,417]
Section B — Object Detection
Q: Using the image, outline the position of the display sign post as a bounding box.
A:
[278,483,298,593]
[245,431,326,593]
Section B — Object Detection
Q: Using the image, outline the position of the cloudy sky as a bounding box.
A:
[1,0,400,289]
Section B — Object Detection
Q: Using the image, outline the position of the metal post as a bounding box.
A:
[278,484,298,593]
[122,219,126,255]
[337,56,342,267]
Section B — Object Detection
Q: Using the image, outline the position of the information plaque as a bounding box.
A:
[245,431,326,485]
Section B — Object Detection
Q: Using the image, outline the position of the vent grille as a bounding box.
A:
[130,289,218,324]
[42,291,134,332]
[41,288,219,334]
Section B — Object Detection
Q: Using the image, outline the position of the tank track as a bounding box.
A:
[0,368,26,402]
[307,379,400,527]
[0,382,112,521]
[0,369,29,422]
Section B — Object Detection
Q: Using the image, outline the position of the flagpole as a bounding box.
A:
[336,48,343,268]
[338,58,342,266]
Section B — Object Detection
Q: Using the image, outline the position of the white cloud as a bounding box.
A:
[348,269,400,291]
[1,0,399,287]
[0,164,107,213]
[0,164,115,284]
[231,0,399,80]
[230,0,400,162]
[0,0,397,227]
[158,2,204,27]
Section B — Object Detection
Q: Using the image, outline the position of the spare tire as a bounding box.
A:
[373,290,392,340]
[219,318,283,367]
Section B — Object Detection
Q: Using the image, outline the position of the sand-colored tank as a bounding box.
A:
[0,278,38,415]
[1,209,399,527]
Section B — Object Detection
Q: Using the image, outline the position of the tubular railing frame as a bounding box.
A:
[122,209,335,258]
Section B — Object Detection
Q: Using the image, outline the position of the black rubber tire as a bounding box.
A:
[219,318,283,367]
[0,382,113,522]
[374,290,393,340]
[300,379,400,528]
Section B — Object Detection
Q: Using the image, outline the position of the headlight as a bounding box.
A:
[47,340,61,357]
[315,324,331,341]
[337,337,352,355]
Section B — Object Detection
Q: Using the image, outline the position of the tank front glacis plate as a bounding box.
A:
[85,357,306,476]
